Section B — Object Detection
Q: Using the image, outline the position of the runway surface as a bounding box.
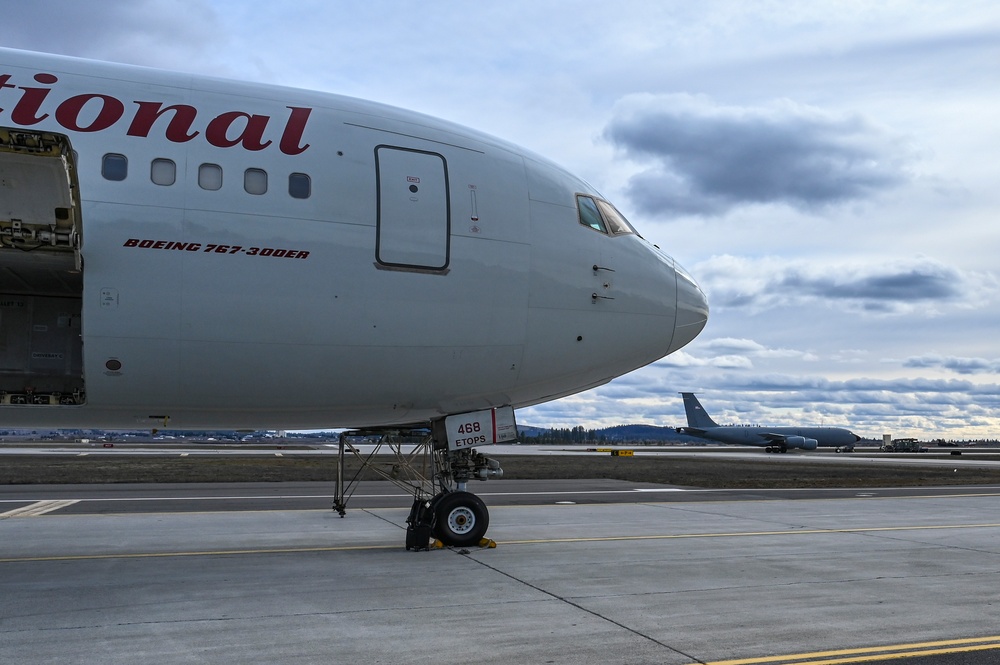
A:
[3,479,1000,664]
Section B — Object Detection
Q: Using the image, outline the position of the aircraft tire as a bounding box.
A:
[433,491,489,547]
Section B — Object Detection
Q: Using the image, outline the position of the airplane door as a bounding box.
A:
[375,146,450,271]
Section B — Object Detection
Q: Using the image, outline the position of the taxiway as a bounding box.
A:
[3,479,1000,664]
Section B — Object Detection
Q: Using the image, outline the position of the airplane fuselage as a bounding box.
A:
[688,426,860,448]
[0,48,708,430]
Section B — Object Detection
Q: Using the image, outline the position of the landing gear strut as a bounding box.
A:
[332,428,502,550]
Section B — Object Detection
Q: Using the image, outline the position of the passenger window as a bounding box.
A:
[597,199,635,236]
[199,163,223,190]
[244,168,267,195]
[151,158,176,186]
[577,195,607,233]
[288,172,311,199]
[102,153,127,181]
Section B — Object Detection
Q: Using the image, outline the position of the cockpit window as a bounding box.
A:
[596,199,636,236]
[577,195,607,233]
[577,194,637,237]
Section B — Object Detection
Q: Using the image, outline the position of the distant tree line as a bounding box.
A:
[520,426,607,445]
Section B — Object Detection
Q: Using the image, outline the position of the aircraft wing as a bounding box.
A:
[760,433,789,442]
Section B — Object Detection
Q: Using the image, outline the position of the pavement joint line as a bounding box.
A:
[4,522,1000,563]
[703,635,1000,665]
[361,507,407,530]
[462,549,703,663]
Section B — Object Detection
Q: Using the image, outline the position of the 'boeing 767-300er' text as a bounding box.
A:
[677,393,860,453]
[0,48,707,546]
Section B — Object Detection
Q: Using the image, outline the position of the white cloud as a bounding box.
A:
[655,350,754,370]
[701,338,819,361]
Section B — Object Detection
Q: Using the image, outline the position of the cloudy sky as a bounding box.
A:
[4,1,999,439]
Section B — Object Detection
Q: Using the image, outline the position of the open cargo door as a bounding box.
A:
[0,128,84,406]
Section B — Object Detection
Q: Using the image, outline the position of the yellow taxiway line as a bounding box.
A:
[705,635,1000,664]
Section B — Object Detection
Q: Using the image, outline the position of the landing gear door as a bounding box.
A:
[375,146,450,272]
[444,406,518,451]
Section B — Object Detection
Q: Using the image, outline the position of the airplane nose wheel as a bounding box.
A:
[433,491,489,547]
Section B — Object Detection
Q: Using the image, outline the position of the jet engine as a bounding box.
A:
[784,436,819,450]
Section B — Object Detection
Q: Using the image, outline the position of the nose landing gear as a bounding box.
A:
[332,428,502,550]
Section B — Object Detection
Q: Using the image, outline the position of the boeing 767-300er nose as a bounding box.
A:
[0,46,711,548]
[671,261,710,354]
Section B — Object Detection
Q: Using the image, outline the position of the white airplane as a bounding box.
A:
[0,47,708,545]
